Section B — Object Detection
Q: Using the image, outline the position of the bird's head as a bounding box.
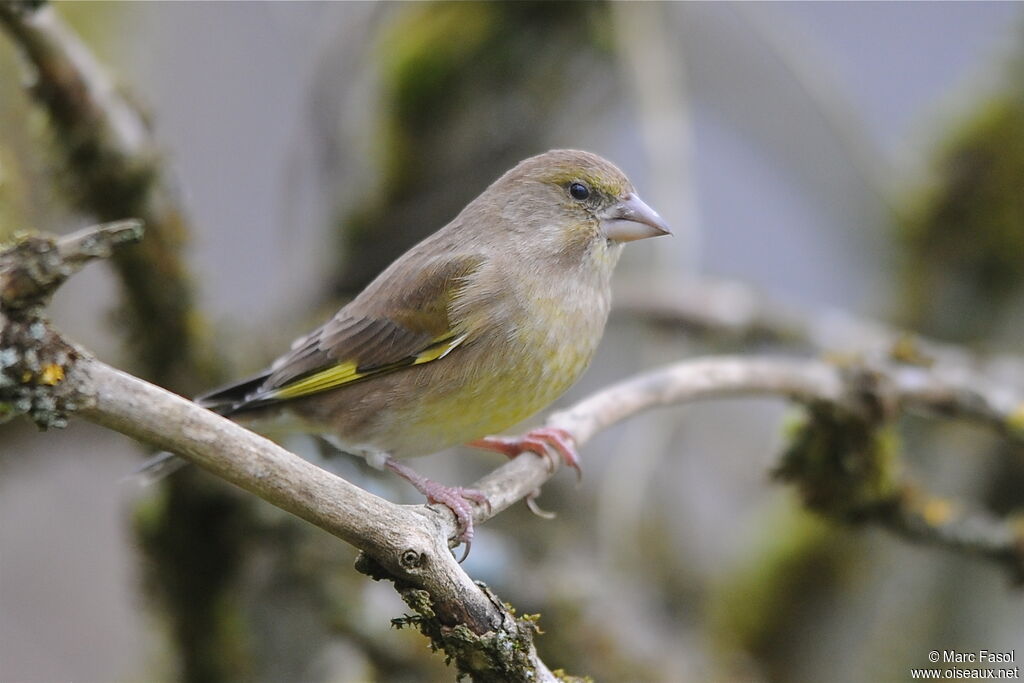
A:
[483,149,671,269]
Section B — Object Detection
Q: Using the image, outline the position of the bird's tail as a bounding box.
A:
[193,370,273,415]
[126,449,188,485]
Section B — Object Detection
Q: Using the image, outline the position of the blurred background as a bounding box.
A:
[2,2,1023,682]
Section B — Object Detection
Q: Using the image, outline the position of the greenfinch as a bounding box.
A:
[180,150,669,550]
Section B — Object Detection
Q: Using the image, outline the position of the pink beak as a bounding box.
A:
[599,193,671,242]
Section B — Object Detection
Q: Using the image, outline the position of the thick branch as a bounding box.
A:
[74,356,555,681]
[77,359,486,618]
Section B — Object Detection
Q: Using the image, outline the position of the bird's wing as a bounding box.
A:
[210,254,487,411]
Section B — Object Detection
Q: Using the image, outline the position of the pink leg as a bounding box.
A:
[384,457,489,561]
[468,427,582,480]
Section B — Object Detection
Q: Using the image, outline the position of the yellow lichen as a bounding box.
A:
[921,497,955,526]
[40,363,64,385]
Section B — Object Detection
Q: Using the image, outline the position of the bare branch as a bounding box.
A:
[616,276,1024,389]
[0,220,143,309]
[466,358,846,522]
[77,360,481,616]
[463,353,1022,526]
[51,331,1024,586]
[548,357,843,447]
[532,357,1024,581]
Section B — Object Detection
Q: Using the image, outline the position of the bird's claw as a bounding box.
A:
[421,483,490,561]
[384,457,489,562]
[525,489,557,519]
[470,427,582,480]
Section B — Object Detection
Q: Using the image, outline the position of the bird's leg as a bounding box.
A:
[383,457,489,560]
[468,427,582,480]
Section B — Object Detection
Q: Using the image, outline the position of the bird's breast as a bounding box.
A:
[376,273,611,456]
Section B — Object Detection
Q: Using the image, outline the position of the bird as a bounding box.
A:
[154,149,669,555]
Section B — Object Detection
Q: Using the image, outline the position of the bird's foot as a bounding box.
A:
[469,427,582,480]
[384,457,489,561]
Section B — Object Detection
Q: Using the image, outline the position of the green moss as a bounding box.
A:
[773,403,901,520]
[133,471,256,683]
[552,670,595,683]
[391,585,552,681]
[896,95,1024,339]
[709,504,855,676]
[383,3,493,128]
[335,1,613,295]
[0,303,77,430]
[375,2,606,190]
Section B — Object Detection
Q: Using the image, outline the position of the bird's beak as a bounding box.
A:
[599,193,672,242]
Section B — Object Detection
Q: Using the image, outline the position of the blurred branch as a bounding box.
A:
[735,3,899,212]
[611,1,700,271]
[0,0,212,390]
[616,275,1024,389]
[330,1,615,298]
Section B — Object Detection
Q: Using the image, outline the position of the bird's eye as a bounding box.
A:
[569,182,590,201]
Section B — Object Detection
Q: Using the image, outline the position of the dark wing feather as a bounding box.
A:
[263,317,434,389]
[217,253,485,413]
[194,370,273,414]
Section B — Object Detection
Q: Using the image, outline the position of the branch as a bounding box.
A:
[0,220,143,309]
[0,1,211,389]
[616,276,1024,389]
[81,360,559,679]
[0,7,312,679]
[541,355,1024,451]
[79,314,1024,586]
[78,360,491,620]
[4,224,1024,682]
[0,223,560,681]
[542,356,1024,581]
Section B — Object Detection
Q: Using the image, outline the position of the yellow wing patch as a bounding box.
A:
[270,332,468,400]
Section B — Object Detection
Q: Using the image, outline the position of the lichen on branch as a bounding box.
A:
[0,220,142,428]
